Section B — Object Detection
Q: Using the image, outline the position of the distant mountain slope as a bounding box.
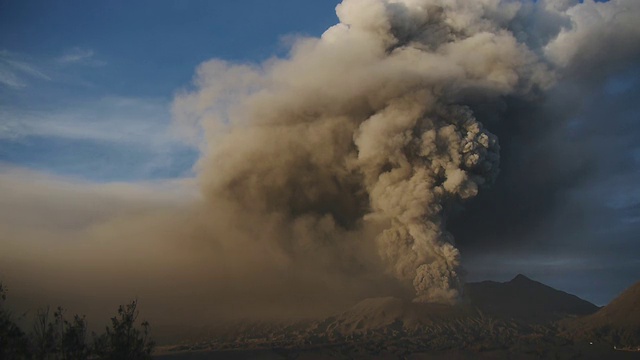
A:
[563,281,640,347]
[586,281,640,327]
[156,276,640,358]
[319,274,599,334]
[464,274,600,323]
[311,296,477,335]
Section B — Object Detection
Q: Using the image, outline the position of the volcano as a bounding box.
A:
[156,275,640,359]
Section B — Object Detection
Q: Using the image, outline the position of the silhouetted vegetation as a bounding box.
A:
[0,281,154,359]
[0,283,30,358]
[30,306,91,360]
[93,300,154,360]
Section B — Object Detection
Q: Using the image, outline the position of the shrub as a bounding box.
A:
[93,300,154,360]
[60,313,90,360]
[0,282,30,359]
[0,281,155,359]
[31,306,90,360]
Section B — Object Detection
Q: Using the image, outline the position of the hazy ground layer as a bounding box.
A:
[153,344,640,360]
[151,276,640,359]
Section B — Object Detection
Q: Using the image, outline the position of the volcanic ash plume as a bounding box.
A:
[358,104,500,302]
[174,0,564,303]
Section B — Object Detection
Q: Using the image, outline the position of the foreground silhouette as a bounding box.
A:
[0,282,154,360]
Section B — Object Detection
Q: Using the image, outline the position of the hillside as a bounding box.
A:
[464,274,600,323]
[154,276,640,359]
[563,281,640,347]
[586,281,640,328]
[311,296,477,335]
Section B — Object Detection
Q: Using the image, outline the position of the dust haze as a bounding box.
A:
[1,0,639,330]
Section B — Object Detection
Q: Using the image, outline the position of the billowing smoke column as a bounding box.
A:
[358,104,500,302]
[174,0,638,303]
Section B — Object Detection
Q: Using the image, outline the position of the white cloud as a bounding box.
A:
[0,96,199,181]
[0,47,106,90]
[0,50,51,88]
[0,67,26,88]
[0,96,199,180]
[3,59,51,80]
[56,47,106,67]
[0,96,189,148]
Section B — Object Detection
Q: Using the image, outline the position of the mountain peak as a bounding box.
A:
[510,274,533,283]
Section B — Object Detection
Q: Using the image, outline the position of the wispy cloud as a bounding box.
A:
[0,96,181,145]
[0,50,51,88]
[56,47,106,67]
[0,67,26,88]
[0,96,198,181]
[0,47,107,90]
[3,59,51,80]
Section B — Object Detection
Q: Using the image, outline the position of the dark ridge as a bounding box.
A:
[510,273,533,283]
[593,281,640,325]
[563,281,640,347]
[464,274,599,323]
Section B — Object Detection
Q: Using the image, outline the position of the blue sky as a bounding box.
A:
[0,0,341,181]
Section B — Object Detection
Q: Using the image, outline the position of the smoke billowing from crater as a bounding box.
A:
[173,0,582,303]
